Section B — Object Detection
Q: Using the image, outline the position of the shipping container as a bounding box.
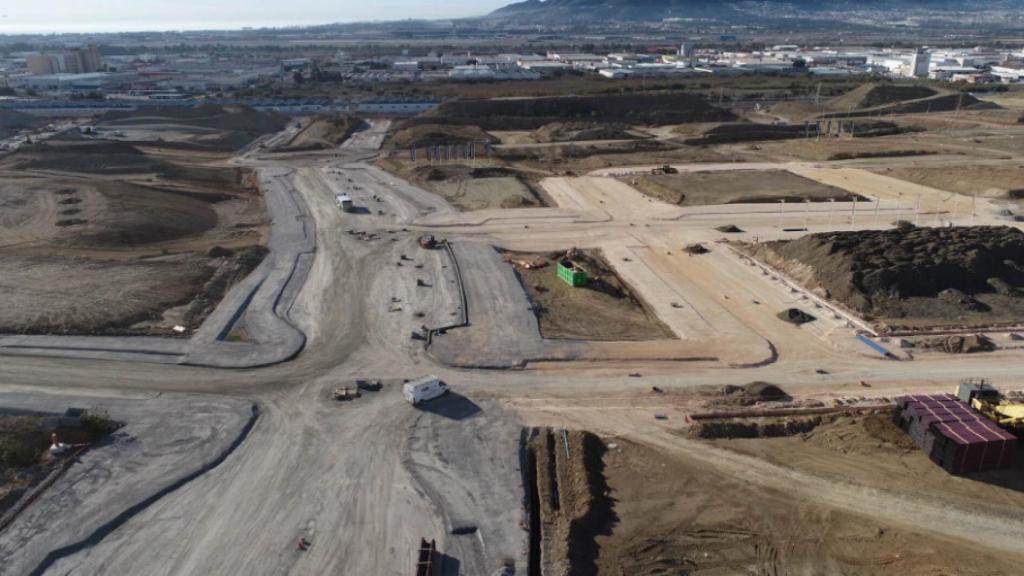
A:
[895,394,1017,475]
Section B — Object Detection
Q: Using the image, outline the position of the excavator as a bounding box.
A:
[957,379,1024,433]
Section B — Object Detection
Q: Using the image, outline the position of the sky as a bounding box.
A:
[0,0,514,34]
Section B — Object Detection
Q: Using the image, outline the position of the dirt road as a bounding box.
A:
[3,114,1024,576]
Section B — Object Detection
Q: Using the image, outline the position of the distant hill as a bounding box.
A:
[489,0,1023,22]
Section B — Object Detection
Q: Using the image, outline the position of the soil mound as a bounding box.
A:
[0,110,44,138]
[101,103,286,133]
[684,122,807,145]
[412,91,734,130]
[829,83,938,111]
[97,104,287,151]
[12,140,247,190]
[744,381,789,400]
[693,416,822,439]
[712,382,790,407]
[924,334,996,354]
[389,123,495,148]
[759,225,1024,325]
[275,114,360,151]
[778,307,816,325]
[534,121,637,143]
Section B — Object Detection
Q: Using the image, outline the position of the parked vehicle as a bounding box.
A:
[404,376,448,405]
[336,194,354,213]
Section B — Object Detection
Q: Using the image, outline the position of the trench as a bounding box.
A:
[526,447,543,576]
[546,431,561,512]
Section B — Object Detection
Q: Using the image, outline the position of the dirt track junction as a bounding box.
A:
[3,114,1024,576]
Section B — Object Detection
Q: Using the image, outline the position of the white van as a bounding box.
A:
[336,194,354,213]
[404,376,449,405]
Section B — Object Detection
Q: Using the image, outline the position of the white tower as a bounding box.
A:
[911,49,931,78]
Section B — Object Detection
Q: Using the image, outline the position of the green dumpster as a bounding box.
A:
[557,260,588,287]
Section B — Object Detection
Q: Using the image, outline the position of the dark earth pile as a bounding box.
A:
[684,122,808,145]
[412,91,734,130]
[765,225,1024,327]
[829,83,937,111]
[535,121,638,143]
[778,308,816,325]
[98,104,288,151]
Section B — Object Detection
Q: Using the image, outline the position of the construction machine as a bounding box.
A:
[956,379,1024,433]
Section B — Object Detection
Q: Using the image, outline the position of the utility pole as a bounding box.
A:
[874,196,881,226]
[915,194,921,226]
[778,199,785,229]
[804,199,810,229]
[827,198,835,227]
[851,197,857,226]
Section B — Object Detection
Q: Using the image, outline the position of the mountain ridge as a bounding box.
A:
[488,0,1024,22]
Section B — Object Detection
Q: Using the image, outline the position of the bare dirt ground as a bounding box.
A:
[868,165,1024,200]
[595,429,1022,576]
[742,136,946,162]
[376,160,551,211]
[505,249,675,341]
[716,413,1024,518]
[0,255,212,334]
[513,395,1024,576]
[622,169,861,206]
[0,133,271,336]
[499,141,733,172]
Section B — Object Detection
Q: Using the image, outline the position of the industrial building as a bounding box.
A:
[26,54,60,75]
[63,46,104,74]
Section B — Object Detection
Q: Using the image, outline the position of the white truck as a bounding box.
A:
[404,376,449,406]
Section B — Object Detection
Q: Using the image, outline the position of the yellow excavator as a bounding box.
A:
[957,379,1024,433]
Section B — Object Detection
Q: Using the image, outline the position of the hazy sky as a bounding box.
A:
[0,0,513,34]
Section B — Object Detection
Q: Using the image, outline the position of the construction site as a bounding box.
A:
[2,79,1024,576]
